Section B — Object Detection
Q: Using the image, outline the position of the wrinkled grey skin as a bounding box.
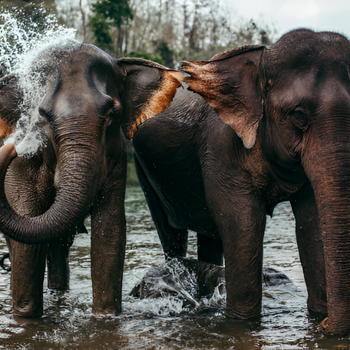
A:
[0,43,182,318]
[133,29,350,335]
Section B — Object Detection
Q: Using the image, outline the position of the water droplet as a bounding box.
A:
[0,9,77,158]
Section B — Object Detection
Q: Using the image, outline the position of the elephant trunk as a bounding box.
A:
[304,140,350,335]
[0,129,102,244]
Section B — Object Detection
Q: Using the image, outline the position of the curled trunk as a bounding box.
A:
[0,140,100,244]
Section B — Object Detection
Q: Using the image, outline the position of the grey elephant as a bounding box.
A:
[131,29,350,335]
[0,42,182,318]
[130,258,290,310]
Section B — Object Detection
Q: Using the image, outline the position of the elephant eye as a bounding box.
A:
[290,107,309,131]
[102,99,121,120]
[39,107,55,123]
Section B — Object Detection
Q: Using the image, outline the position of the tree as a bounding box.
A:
[0,3,69,76]
[89,11,113,50]
[0,0,57,11]
[88,0,133,53]
[124,0,277,63]
[156,41,175,68]
[4,3,57,35]
[10,0,277,64]
[124,50,164,65]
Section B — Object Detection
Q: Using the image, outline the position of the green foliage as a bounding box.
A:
[5,4,56,35]
[0,4,74,76]
[127,162,140,187]
[88,12,113,51]
[125,139,139,186]
[88,0,133,52]
[91,0,133,28]
[155,41,175,68]
[124,51,164,65]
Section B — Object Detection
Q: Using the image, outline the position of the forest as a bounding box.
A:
[0,0,278,184]
[0,0,278,67]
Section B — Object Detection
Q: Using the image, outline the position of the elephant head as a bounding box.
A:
[181,29,350,335]
[0,43,183,244]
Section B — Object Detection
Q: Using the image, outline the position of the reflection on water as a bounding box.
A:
[0,186,349,349]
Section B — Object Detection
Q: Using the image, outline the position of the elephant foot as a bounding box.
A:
[92,305,121,316]
[13,299,43,319]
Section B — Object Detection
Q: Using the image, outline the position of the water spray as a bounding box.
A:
[0,7,77,157]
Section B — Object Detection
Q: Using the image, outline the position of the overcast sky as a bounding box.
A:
[222,0,350,39]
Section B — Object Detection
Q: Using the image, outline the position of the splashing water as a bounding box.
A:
[128,258,227,316]
[0,8,77,157]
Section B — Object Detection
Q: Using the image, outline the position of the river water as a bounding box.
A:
[0,186,349,349]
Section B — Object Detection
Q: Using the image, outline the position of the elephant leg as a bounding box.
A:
[90,158,126,315]
[47,229,75,291]
[197,233,223,265]
[208,187,266,319]
[6,237,47,318]
[290,181,327,315]
[134,157,188,258]
[4,155,55,317]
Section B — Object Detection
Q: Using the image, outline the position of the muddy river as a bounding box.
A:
[0,186,349,349]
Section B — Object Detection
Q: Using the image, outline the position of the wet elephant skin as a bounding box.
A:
[133,29,350,335]
[0,44,183,318]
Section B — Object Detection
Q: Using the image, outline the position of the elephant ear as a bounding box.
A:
[0,74,21,138]
[117,58,184,138]
[181,45,265,149]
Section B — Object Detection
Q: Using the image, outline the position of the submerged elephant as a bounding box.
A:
[132,29,350,335]
[0,42,182,318]
[130,258,226,308]
[130,258,290,310]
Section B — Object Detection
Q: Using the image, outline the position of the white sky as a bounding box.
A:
[222,0,350,39]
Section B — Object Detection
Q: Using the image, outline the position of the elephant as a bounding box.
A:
[130,258,226,308]
[130,258,290,310]
[131,29,350,335]
[0,42,183,318]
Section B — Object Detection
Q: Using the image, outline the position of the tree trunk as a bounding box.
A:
[79,0,86,42]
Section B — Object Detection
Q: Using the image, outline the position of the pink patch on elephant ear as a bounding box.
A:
[0,119,14,138]
[126,70,184,138]
[181,46,264,149]
[0,74,21,138]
